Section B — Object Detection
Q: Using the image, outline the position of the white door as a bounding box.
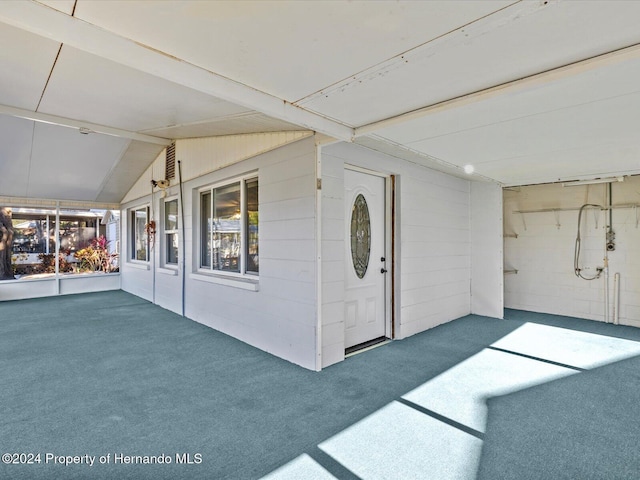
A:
[344,168,388,349]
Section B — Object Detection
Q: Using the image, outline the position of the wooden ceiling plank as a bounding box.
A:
[0,1,353,141]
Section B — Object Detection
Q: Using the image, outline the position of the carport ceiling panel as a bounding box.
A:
[370,56,640,146]
[36,1,75,15]
[403,93,640,186]
[38,46,253,134]
[300,0,640,127]
[73,0,511,104]
[0,115,37,198]
[0,23,61,111]
[27,122,130,201]
[95,141,166,204]
[473,141,640,187]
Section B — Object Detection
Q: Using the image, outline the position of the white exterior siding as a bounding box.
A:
[154,268,182,314]
[504,178,640,327]
[319,152,346,367]
[122,132,312,204]
[119,204,154,302]
[320,142,473,366]
[471,182,504,318]
[185,138,318,369]
[118,134,502,370]
[120,135,318,369]
[395,164,471,338]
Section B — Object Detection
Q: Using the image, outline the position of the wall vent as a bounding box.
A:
[165,142,176,180]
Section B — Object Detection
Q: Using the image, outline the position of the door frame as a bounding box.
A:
[344,164,395,342]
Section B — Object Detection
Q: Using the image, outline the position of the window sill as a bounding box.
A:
[189,272,259,291]
[157,267,178,276]
[126,262,150,271]
[4,272,120,283]
[60,272,121,279]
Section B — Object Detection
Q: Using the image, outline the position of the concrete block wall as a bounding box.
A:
[504,178,640,327]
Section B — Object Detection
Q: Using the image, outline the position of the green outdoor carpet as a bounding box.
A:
[478,310,640,480]
[478,354,640,480]
[0,292,638,479]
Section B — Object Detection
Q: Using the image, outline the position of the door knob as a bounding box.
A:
[380,268,388,274]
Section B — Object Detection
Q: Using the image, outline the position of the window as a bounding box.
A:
[200,176,258,275]
[245,178,259,274]
[7,206,119,277]
[131,206,149,262]
[164,199,179,266]
[11,209,102,255]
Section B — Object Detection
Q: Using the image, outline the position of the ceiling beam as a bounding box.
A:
[355,134,499,184]
[0,1,354,142]
[355,41,640,137]
[0,104,173,146]
[0,195,120,210]
[138,111,298,134]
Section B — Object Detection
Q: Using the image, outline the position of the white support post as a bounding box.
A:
[55,201,60,294]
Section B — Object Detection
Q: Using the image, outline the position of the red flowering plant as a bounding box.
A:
[73,235,119,273]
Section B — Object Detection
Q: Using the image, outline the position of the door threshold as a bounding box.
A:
[345,336,390,357]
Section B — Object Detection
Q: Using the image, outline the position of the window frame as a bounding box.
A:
[198,173,258,279]
[129,205,150,263]
[162,197,179,268]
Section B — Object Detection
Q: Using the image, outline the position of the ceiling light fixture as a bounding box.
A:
[78,127,92,135]
[463,165,475,175]
[562,176,625,187]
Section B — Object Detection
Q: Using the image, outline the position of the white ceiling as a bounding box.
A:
[1,0,640,202]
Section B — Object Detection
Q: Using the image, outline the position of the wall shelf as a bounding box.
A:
[512,203,640,230]
[513,203,640,215]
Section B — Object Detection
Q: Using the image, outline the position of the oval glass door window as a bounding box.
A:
[350,193,371,279]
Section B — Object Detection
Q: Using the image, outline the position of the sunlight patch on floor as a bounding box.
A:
[319,401,482,480]
[402,348,575,433]
[261,322,640,479]
[260,454,338,480]
[491,322,640,369]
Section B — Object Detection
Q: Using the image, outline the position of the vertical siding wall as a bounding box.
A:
[320,143,472,367]
[120,134,319,369]
[504,178,640,327]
